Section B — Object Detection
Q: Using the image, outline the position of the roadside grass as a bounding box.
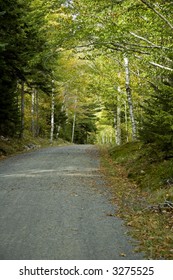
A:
[100,142,173,259]
[0,133,70,159]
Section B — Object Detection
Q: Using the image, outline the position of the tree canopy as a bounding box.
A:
[0,0,172,156]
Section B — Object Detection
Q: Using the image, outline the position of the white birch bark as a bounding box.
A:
[20,80,25,138]
[35,89,39,136]
[116,86,121,145]
[124,55,137,140]
[149,61,173,71]
[50,81,55,143]
[71,98,77,143]
[31,88,35,137]
[124,100,129,142]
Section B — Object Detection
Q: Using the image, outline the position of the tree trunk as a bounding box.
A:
[50,81,55,143]
[71,98,77,143]
[35,89,39,136]
[116,86,121,145]
[71,111,76,143]
[124,55,137,140]
[20,80,25,139]
[114,86,121,145]
[31,88,35,137]
[124,100,129,142]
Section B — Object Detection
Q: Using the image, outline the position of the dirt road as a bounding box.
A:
[0,145,144,259]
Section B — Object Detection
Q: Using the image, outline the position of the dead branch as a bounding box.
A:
[144,200,173,213]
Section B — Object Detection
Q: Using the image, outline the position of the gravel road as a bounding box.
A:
[0,145,144,260]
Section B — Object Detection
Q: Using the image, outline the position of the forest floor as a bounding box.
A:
[100,142,173,259]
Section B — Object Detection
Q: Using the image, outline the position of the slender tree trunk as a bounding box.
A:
[116,86,121,145]
[124,55,137,140]
[71,98,77,143]
[71,111,76,143]
[114,113,117,143]
[31,88,35,137]
[31,88,39,137]
[56,96,66,140]
[50,81,55,143]
[35,89,39,136]
[114,86,121,145]
[56,125,61,140]
[20,80,25,139]
[124,100,129,142]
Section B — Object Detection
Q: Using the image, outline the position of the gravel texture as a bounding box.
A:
[0,145,144,259]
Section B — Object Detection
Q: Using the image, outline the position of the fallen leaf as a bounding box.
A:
[120,253,126,257]
[127,221,133,226]
[106,213,114,217]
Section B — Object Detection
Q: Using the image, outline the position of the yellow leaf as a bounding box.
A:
[127,221,133,226]
[120,253,127,257]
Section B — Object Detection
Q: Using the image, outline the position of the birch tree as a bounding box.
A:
[50,80,55,143]
[31,88,35,137]
[124,56,137,141]
[115,86,121,145]
[20,81,25,139]
[71,98,77,143]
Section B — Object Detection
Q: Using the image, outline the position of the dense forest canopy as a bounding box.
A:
[0,0,172,155]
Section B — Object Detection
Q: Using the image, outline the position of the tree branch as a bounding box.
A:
[149,61,173,71]
[109,42,150,54]
[129,32,168,49]
[76,40,151,55]
[140,0,173,31]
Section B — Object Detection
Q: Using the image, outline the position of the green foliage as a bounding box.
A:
[0,3,27,134]
[0,81,20,136]
[73,117,97,144]
[139,73,173,158]
[0,0,47,136]
[60,102,98,144]
[0,0,172,152]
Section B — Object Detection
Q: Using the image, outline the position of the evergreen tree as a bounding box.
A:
[72,103,98,144]
[1,1,30,135]
[139,71,173,158]
[0,0,25,135]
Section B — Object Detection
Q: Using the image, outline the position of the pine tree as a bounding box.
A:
[139,72,173,158]
[0,0,24,136]
[0,0,48,136]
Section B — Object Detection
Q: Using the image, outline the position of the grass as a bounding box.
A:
[100,142,173,259]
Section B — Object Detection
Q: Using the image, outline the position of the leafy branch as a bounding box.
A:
[140,0,173,31]
[129,32,169,50]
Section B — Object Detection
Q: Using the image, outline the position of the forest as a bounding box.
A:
[0,0,172,152]
[0,0,173,259]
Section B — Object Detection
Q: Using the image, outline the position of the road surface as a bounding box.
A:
[0,145,144,259]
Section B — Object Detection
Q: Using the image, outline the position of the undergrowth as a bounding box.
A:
[0,133,70,159]
[100,142,173,259]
